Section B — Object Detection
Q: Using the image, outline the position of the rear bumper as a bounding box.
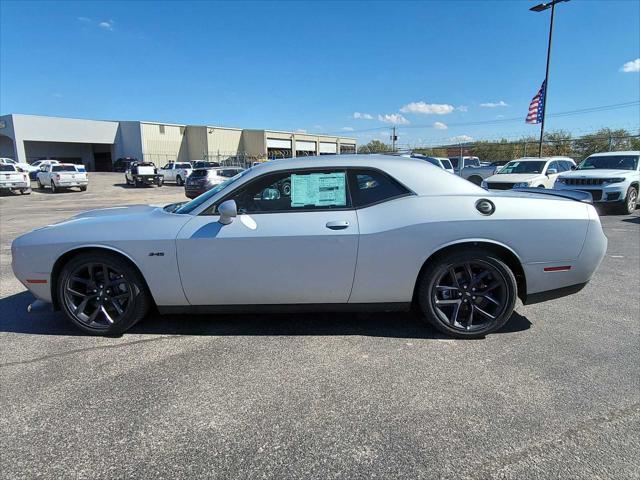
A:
[185,186,208,198]
[56,180,88,187]
[523,282,588,305]
[133,175,163,184]
[0,182,29,189]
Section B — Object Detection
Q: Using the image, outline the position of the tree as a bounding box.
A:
[358,140,391,153]
[543,130,573,157]
[573,128,633,160]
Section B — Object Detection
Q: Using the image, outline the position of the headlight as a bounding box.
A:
[603,178,625,185]
[555,177,567,184]
[513,182,530,188]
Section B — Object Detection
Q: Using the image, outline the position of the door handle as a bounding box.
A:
[326,220,349,230]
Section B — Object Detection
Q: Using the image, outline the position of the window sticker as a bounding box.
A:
[291,172,346,207]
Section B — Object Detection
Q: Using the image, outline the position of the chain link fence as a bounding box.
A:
[358,131,640,162]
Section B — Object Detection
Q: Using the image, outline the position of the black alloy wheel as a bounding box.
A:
[58,252,150,335]
[418,250,517,338]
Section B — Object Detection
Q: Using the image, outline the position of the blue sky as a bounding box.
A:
[1,0,639,147]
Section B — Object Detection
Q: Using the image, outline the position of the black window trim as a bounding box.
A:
[200,166,415,216]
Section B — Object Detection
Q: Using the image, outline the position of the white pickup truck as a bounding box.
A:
[158,162,193,186]
[36,163,88,193]
[0,164,31,194]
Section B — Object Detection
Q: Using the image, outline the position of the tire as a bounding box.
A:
[36,178,43,189]
[468,176,483,186]
[176,175,183,186]
[417,248,518,339]
[536,185,545,189]
[80,186,87,192]
[20,188,31,195]
[51,181,58,193]
[57,251,151,335]
[615,186,638,215]
[125,177,131,186]
[157,178,163,187]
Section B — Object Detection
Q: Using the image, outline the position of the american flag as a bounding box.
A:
[526,80,546,124]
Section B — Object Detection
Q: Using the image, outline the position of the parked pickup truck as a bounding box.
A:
[125,162,164,187]
[0,164,31,194]
[36,163,88,193]
[158,162,193,186]
[461,160,509,185]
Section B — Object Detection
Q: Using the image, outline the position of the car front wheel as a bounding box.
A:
[615,186,638,214]
[57,252,151,335]
[176,175,184,186]
[51,181,58,193]
[417,249,517,338]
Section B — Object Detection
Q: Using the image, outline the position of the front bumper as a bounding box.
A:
[554,183,626,203]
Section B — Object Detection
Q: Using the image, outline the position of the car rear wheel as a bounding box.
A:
[20,188,31,195]
[417,249,517,338]
[36,178,43,189]
[615,186,638,214]
[176,175,184,186]
[57,252,150,335]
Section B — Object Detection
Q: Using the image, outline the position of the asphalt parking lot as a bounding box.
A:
[1,173,638,479]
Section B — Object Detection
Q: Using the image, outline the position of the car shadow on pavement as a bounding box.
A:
[621,216,639,224]
[0,291,532,339]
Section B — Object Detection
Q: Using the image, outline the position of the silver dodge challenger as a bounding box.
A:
[12,155,607,338]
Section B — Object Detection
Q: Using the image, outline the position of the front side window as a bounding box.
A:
[348,169,410,208]
[441,159,453,170]
[225,169,349,214]
[464,158,480,168]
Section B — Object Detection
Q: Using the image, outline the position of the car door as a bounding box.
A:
[175,168,359,305]
[159,163,174,181]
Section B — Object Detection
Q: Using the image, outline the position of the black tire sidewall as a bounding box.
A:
[418,249,518,338]
[57,252,150,335]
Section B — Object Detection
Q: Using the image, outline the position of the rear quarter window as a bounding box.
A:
[348,169,411,208]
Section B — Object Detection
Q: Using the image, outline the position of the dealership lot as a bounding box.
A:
[0,173,638,479]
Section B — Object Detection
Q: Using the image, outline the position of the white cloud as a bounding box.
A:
[450,135,474,143]
[620,58,640,73]
[480,100,509,108]
[342,127,355,131]
[98,20,114,30]
[456,105,468,112]
[400,101,454,115]
[353,112,374,120]
[77,16,91,22]
[433,121,448,130]
[378,113,410,125]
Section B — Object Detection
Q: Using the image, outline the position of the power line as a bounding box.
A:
[330,100,640,135]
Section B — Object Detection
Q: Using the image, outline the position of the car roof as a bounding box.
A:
[587,151,640,157]
[509,156,574,162]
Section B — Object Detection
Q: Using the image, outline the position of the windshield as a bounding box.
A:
[498,160,546,174]
[174,168,252,214]
[578,155,638,171]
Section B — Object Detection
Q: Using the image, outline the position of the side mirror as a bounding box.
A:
[218,199,237,225]
[547,168,557,175]
[571,165,577,170]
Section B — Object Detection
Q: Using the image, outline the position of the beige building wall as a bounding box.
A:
[207,127,243,157]
[141,122,188,162]
[240,130,268,157]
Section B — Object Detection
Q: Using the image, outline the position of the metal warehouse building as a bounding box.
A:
[0,114,357,171]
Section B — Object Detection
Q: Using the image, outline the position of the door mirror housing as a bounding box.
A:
[218,199,237,225]
[546,168,557,176]
[571,165,577,170]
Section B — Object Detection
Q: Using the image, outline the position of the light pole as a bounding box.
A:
[530,0,570,157]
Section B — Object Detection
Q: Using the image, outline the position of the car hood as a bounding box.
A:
[484,173,542,183]
[73,204,159,219]
[559,169,633,178]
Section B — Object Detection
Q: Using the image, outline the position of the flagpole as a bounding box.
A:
[537,1,557,157]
